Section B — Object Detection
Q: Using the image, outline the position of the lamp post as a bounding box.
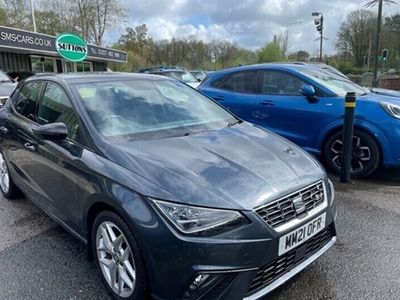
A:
[312,12,323,62]
[365,0,396,87]
[30,0,37,32]
[284,21,303,60]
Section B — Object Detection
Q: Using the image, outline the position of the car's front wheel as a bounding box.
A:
[323,130,380,178]
[0,151,20,199]
[92,211,148,300]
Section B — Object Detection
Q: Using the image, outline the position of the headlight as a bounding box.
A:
[325,178,335,205]
[151,199,247,236]
[380,101,400,119]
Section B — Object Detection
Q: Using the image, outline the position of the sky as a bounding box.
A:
[107,0,400,55]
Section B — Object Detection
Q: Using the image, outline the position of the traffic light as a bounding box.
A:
[382,49,389,61]
[313,16,323,33]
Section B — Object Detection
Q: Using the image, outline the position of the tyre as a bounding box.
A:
[323,129,380,178]
[92,211,149,300]
[0,151,20,199]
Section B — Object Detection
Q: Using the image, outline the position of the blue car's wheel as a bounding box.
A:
[323,130,380,178]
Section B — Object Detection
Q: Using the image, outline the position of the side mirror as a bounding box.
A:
[197,78,202,82]
[33,122,68,140]
[299,85,318,102]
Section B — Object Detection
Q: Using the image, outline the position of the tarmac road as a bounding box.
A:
[0,168,399,300]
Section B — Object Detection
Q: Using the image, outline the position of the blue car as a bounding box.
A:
[199,63,400,178]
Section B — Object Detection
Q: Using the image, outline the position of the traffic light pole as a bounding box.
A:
[372,0,383,88]
[319,16,323,62]
[312,12,324,63]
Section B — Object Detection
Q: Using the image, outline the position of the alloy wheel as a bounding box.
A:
[330,135,372,172]
[96,221,137,298]
[0,152,10,193]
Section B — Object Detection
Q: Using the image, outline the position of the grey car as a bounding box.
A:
[0,70,16,106]
[0,73,336,299]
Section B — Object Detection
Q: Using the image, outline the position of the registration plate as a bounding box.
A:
[278,213,326,256]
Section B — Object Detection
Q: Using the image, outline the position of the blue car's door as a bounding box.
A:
[200,70,260,123]
[253,70,323,149]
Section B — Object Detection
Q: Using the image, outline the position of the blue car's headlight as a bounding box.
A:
[151,199,247,235]
[380,101,400,119]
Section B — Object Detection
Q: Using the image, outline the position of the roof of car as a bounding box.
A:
[24,72,170,84]
[208,63,308,76]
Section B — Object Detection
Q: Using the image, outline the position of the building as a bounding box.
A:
[0,26,127,77]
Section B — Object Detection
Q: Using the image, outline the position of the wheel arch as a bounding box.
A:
[320,122,385,164]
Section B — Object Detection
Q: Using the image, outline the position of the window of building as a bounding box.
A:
[31,56,56,73]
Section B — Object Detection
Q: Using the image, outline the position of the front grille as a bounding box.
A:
[246,224,335,296]
[255,181,325,229]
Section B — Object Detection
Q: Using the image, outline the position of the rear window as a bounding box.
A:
[216,71,258,94]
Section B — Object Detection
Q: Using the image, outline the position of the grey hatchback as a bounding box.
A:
[0,73,336,299]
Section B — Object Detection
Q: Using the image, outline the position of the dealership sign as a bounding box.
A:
[56,33,88,62]
[0,26,127,63]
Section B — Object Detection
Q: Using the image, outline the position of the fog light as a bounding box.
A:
[190,274,210,290]
[182,273,226,299]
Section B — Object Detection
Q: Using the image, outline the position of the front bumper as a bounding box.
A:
[123,196,337,300]
[245,236,336,299]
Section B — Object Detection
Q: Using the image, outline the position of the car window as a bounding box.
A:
[262,71,305,95]
[14,82,42,121]
[219,71,258,94]
[37,82,79,140]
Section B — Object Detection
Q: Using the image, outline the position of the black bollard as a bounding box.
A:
[340,92,356,183]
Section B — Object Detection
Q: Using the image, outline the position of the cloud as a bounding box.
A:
[112,0,400,54]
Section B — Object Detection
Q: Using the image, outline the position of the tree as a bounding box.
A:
[336,9,376,67]
[258,41,283,63]
[34,1,77,36]
[0,0,31,30]
[385,13,400,59]
[296,51,310,61]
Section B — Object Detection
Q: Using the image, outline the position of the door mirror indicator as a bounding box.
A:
[299,85,318,102]
[33,122,68,140]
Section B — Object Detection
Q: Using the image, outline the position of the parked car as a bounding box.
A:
[199,63,400,178]
[0,70,16,106]
[189,69,206,82]
[300,63,400,98]
[144,68,200,88]
[0,73,336,300]
[7,71,35,82]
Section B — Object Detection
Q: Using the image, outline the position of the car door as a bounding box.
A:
[254,70,323,149]
[201,70,260,123]
[0,81,44,194]
[26,81,86,232]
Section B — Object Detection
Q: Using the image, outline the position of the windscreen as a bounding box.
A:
[300,68,366,97]
[0,71,11,83]
[73,78,236,140]
[165,71,197,83]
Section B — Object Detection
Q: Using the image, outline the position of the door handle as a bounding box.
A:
[213,95,225,101]
[0,126,9,134]
[24,142,37,152]
[260,100,275,106]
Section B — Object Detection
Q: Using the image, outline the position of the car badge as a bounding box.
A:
[293,195,306,214]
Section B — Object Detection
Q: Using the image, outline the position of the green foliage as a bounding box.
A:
[257,42,283,63]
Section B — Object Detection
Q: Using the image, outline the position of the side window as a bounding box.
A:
[37,83,79,140]
[262,71,305,95]
[14,82,42,121]
[219,71,258,93]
